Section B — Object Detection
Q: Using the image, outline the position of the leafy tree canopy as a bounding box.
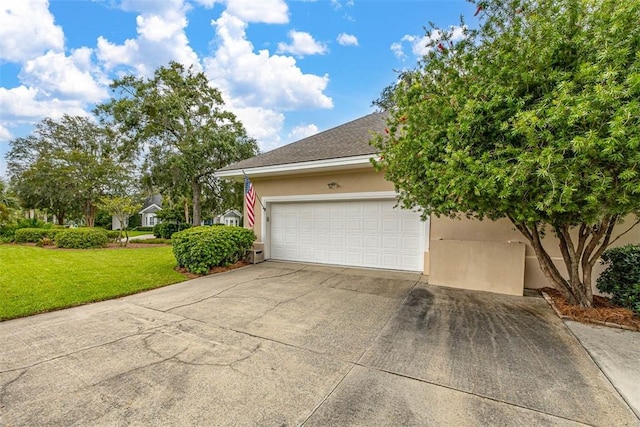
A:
[96,62,259,226]
[7,115,134,226]
[373,0,640,306]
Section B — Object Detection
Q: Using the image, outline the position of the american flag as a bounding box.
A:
[244,175,256,228]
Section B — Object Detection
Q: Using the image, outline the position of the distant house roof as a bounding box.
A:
[139,194,163,214]
[223,209,242,218]
[217,112,387,177]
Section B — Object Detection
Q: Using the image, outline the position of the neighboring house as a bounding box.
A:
[216,112,639,296]
[112,215,128,230]
[139,194,163,228]
[212,209,242,226]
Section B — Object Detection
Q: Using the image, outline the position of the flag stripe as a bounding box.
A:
[244,175,256,228]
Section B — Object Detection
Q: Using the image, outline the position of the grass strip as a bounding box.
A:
[0,245,186,321]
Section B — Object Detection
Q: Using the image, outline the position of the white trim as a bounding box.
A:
[261,191,398,204]
[139,203,162,214]
[216,154,378,179]
[261,192,427,272]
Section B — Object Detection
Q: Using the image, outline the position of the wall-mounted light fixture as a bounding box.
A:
[327,181,339,189]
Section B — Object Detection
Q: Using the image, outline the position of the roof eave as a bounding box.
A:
[139,204,162,214]
[216,154,379,181]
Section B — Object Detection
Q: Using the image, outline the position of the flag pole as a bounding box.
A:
[242,170,266,211]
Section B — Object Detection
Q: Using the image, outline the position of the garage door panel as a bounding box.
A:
[345,234,362,248]
[270,200,424,271]
[346,218,362,231]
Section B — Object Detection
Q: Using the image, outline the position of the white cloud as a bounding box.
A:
[277,31,328,57]
[288,124,318,141]
[336,33,358,46]
[330,0,355,10]
[0,86,90,124]
[391,42,405,59]
[394,26,467,59]
[231,106,285,152]
[0,124,12,141]
[225,0,288,24]
[96,0,200,76]
[204,12,333,111]
[20,50,108,103]
[0,0,64,62]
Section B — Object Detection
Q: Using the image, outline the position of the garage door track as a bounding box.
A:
[1,262,637,426]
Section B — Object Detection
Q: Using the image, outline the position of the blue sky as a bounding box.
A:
[0,0,477,177]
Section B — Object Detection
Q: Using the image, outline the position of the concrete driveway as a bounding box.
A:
[0,262,637,426]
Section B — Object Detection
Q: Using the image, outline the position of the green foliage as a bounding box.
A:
[0,178,19,225]
[597,245,640,315]
[106,230,121,242]
[14,228,59,243]
[94,209,113,229]
[130,238,171,244]
[134,226,154,232]
[96,61,258,226]
[153,222,191,239]
[55,228,109,249]
[172,226,256,274]
[6,115,134,226]
[372,0,640,306]
[97,196,143,245]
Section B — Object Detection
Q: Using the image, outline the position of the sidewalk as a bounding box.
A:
[566,320,640,420]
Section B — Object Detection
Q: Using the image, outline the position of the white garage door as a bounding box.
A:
[269,199,424,271]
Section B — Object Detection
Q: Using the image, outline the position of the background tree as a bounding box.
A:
[97,196,142,245]
[0,178,19,226]
[96,62,259,226]
[373,0,640,307]
[6,116,134,226]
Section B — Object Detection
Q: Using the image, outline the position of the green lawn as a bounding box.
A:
[0,245,186,321]
[121,230,155,237]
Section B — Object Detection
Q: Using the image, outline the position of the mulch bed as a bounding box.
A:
[540,287,640,332]
[174,260,250,279]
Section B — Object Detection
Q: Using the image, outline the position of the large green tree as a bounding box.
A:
[96,62,258,226]
[373,0,640,307]
[0,178,19,225]
[7,116,133,226]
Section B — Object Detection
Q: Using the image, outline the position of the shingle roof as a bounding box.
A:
[219,112,387,171]
[142,194,163,209]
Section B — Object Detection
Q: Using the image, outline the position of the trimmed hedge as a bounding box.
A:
[172,226,256,274]
[106,230,121,242]
[14,228,59,243]
[153,222,191,239]
[597,244,640,315]
[55,228,109,249]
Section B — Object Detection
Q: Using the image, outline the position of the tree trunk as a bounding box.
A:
[191,180,201,226]
[183,199,190,224]
[56,211,65,226]
[84,201,96,227]
[508,217,618,308]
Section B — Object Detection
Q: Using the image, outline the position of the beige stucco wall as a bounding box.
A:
[246,166,640,295]
[429,240,526,296]
[248,168,395,241]
[431,215,640,292]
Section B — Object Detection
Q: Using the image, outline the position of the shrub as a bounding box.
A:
[55,228,109,249]
[153,222,191,239]
[15,228,59,243]
[134,226,154,232]
[106,230,121,242]
[130,238,171,244]
[172,226,256,274]
[597,244,640,315]
[36,237,54,247]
